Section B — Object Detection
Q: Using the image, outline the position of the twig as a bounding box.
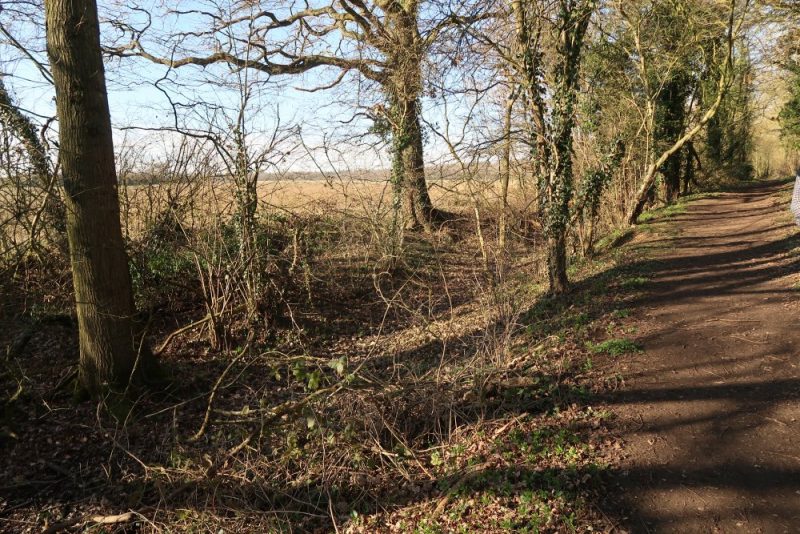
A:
[154,314,211,356]
[187,347,249,442]
[432,461,493,516]
[89,512,134,525]
[155,304,249,355]
[42,512,134,534]
[731,335,768,345]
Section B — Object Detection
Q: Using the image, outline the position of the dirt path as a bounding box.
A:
[605,181,800,533]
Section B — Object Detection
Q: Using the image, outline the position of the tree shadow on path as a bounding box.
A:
[593,180,800,533]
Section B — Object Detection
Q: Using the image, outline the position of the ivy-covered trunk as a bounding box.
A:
[545,41,585,294]
[389,96,434,229]
[0,78,65,251]
[232,126,265,321]
[45,0,156,396]
[515,0,594,295]
[385,0,436,230]
[656,78,689,203]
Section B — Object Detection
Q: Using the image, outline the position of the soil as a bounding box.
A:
[602,180,800,533]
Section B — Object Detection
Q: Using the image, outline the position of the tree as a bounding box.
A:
[705,52,755,180]
[655,75,691,202]
[778,28,800,150]
[512,0,596,294]
[112,0,479,230]
[779,64,800,151]
[45,0,157,395]
[624,0,746,225]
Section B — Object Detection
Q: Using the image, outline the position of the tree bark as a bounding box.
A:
[498,87,515,252]
[656,79,689,203]
[515,1,593,295]
[386,1,437,230]
[45,0,156,395]
[394,97,434,229]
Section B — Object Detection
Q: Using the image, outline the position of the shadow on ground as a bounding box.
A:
[2,180,799,532]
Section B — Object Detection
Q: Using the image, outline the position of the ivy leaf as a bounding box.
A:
[307,370,322,391]
[328,357,347,377]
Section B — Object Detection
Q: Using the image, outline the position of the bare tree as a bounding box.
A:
[111,0,483,230]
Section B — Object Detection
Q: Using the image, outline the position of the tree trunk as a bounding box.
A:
[397,98,434,229]
[385,2,437,230]
[45,0,156,396]
[513,0,593,294]
[547,232,568,294]
[584,206,597,258]
[543,3,593,295]
[656,79,688,204]
[663,151,683,203]
[682,141,701,195]
[498,88,515,253]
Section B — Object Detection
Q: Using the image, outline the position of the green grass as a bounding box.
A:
[682,192,723,201]
[611,308,631,319]
[638,201,688,223]
[619,275,649,289]
[595,228,635,252]
[588,338,642,356]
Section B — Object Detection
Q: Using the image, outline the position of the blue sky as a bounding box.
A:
[0,0,498,176]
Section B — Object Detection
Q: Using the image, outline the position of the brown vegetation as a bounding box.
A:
[2,0,800,532]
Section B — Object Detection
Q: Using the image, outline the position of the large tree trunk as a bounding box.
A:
[393,97,435,229]
[512,0,593,294]
[656,79,689,203]
[525,1,593,295]
[663,154,682,203]
[385,1,437,230]
[45,0,156,396]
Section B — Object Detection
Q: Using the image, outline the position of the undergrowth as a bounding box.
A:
[0,197,660,533]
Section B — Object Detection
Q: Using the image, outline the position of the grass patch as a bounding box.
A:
[619,275,649,289]
[682,192,723,201]
[639,201,687,223]
[595,228,634,253]
[588,338,642,356]
[787,246,800,258]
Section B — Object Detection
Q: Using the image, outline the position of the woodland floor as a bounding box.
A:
[1,178,799,533]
